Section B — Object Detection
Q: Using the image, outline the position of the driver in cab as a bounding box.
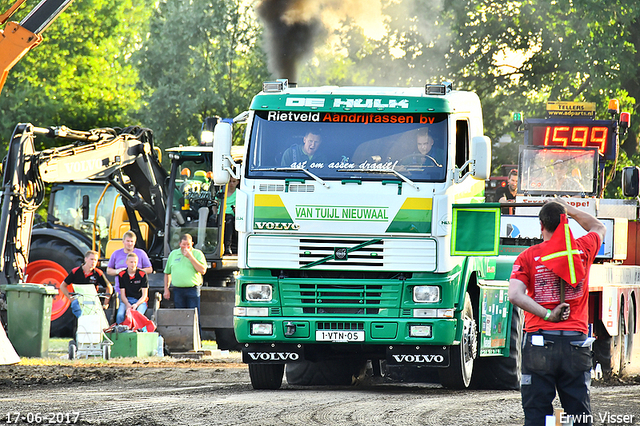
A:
[281,131,325,167]
[399,128,444,168]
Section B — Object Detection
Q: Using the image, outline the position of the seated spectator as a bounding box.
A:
[60,250,113,317]
[116,252,149,324]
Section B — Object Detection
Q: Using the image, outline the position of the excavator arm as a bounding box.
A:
[0,0,73,94]
[0,123,167,284]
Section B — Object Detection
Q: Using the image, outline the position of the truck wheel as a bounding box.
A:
[285,359,366,386]
[470,306,522,390]
[248,364,284,390]
[439,293,477,389]
[27,239,83,337]
[214,328,242,351]
[620,301,635,376]
[593,307,624,378]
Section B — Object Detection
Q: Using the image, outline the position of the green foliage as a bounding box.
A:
[296,0,640,195]
[0,0,148,151]
[443,0,640,158]
[133,0,270,151]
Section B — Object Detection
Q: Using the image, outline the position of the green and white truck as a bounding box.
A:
[213,80,521,389]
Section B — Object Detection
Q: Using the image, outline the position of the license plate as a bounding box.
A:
[316,330,365,342]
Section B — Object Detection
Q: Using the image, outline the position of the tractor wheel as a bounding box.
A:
[27,238,83,337]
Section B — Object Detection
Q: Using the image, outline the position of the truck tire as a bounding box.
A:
[214,328,242,352]
[439,293,477,389]
[593,308,623,378]
[470,306,522,390]
[285,359,366,386]
[248,364,284,390]
[27,239,83,337]
[620,301,635,376]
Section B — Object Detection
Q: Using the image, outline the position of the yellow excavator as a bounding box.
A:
[1,0,74,365]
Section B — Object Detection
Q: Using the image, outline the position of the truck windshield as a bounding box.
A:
[519,146,598,196]
[246,110,448,182]
[168,156,220,255]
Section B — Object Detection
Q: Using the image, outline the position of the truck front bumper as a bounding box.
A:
[234,316,458,346]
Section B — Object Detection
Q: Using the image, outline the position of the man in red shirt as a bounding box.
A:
[509,198,606,426]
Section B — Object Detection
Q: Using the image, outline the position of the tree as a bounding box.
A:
[442,0,640,173]
[0,0,148,151]
[297,0,640,193]
[134,0,270,151]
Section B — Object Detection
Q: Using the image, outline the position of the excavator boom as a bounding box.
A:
[0,0,73,94]
[0,123,167,284]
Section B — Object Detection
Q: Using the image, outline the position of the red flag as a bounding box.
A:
[539,214,585,287]
[122,310,156,332]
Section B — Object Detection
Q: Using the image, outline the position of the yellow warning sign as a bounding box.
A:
[546,101,596,118]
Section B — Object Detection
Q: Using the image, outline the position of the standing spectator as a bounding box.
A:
[496,169,518,214]
[223,177,239,254]
[116,253,149,324]
[497,169,519,202]
[107,230,153,303]
[508,198,606,426]
[163,234,207,318]
[60,250,113,316]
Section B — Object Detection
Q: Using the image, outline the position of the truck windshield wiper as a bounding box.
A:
[337,168,418,191]
[252,167,329,188]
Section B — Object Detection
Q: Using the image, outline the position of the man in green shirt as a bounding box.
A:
[163,234,207,317]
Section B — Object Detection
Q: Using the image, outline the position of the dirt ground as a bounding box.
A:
[1,353,640,426]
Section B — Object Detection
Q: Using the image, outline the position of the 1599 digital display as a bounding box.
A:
[528,119,616,160]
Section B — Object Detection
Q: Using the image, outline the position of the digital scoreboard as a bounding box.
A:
[525,118,617,160]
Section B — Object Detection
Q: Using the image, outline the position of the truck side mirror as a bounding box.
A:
[622,166,640,197]
[81,195,90,221]
[213,122,233,185]
[471,136,491,180]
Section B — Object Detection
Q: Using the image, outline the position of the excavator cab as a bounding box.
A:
[47,181,116,251]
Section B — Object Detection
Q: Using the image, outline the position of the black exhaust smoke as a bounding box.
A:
[256,0,323,82]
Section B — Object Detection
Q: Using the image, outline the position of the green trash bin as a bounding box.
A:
[2,283,58,357]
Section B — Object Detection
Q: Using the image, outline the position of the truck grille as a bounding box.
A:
[317,322,364,330]
[247,236,437,271]
[281,281,400,315]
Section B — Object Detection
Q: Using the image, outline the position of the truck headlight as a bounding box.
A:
[409,325,432,337]
[246,284,272,301]
[251,323,273,335]
[413,286,440,303]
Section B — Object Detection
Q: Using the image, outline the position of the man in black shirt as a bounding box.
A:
[60,250,113,316]
[496,169,518,214]
[116,252,149,324]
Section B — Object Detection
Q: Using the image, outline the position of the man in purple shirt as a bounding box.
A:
[107,230,153,295]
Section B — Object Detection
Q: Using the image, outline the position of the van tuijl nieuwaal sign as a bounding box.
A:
[295,205,390,221]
